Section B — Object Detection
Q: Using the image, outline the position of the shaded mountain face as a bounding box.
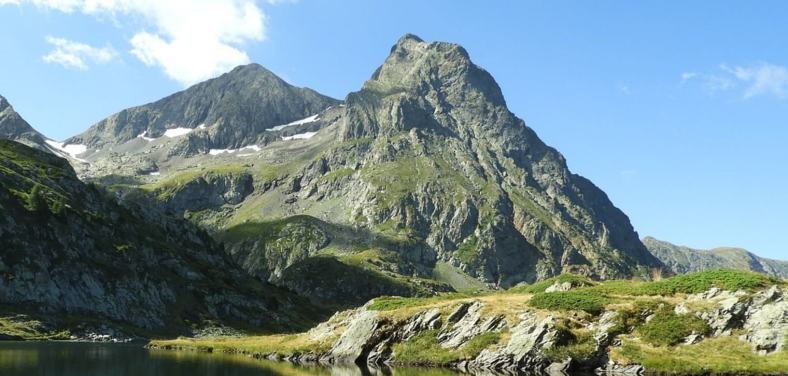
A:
[0,140,323,335]
[0,95,47,150]
[91,34,665,304]
[643,237,788,278]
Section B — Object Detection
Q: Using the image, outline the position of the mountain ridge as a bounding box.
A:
[644,236,788,278]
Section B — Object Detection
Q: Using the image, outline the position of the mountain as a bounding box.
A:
[63,64,340,179]
[0,139,324,338]
[0,95,47,150]
[67,34,663,305]
[644,237,788,278]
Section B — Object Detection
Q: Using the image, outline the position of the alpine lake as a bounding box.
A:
[0,341,555,376]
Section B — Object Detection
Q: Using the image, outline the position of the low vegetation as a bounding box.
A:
[636,303,710,346]
[528,290,609,315]
[147,269,786,374]
[611,336,788,374]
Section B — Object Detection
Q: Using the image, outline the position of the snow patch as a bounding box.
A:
[45,140,89,163]
[163,127,193,138]
[282,132,317,141]
[137,131,156,142]
[208,145,261,156]
[149,172,160,176]
[197,124,206,129]
[266,114,320,131]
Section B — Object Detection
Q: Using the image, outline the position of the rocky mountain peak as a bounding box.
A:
[0,94,46,150]
[341,35,509,141]
[0,94,10,111]
[365,34,503,106]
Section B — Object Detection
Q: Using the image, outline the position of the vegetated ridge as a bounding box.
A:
[644,236,788,278]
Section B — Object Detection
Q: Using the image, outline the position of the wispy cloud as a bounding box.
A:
[682,62,788,99]
[621,169,638,177]
[680,72,697,85]
[1,0,295,86]
[720,63,788,99]
[616,84,631,95]
[42,36,118,70]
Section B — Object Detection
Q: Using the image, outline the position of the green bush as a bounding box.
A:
[589,269,783,297]
[545,329,597,361]
[637,304,710,346]
[458,331,502,358]
[25,184,47,213]
[640,269,782,295]
[528,290,609,315]
[368,292,486,311]
[391,330,456,365]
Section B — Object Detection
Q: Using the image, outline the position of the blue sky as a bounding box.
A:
[1,1,786,259]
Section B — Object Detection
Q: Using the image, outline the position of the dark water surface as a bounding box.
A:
[0,341,496,376]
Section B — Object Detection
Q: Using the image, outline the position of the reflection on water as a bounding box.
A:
[0,342,545,376]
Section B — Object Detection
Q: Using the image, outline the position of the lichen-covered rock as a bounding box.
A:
[740,286,788,354]
[439,302,505,349]
[325,309,380,364]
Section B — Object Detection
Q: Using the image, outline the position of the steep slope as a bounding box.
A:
[0,95,47,150]
[63,63,340,179]
[125,34,663,302]
[0,139,323,338]
[644,237,788,278]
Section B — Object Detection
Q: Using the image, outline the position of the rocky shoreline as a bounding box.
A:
[147,284,788,375]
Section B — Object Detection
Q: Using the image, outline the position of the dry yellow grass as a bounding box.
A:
[150,332,332,356]
[610,334,788,374]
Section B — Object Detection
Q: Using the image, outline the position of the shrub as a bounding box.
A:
[528,290,609,315]
[589,269,783,297]
[25,184,47,213]
[391,330,456,365]
[637,304,710,347]
[545,329,597,361]
[458,331,502,358]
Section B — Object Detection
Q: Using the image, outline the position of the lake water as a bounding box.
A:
[0,341,514,376]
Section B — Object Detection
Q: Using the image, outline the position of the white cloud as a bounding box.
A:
[616,84,631,95]
[721,63,788,99]
[0,0,21,6]
[42,36,118,69]
[4,0,271,86]
[680,72,697,85]
[683,63,788,99]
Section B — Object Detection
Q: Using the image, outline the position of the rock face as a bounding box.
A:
[68,64,340,152]
[0,95,47,150]
[0,140,320,334]
[644,237,788,278]
[288,34,662,285]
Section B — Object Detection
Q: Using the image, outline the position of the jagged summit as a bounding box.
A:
[366,34,504,106]
[0,94,47,150]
